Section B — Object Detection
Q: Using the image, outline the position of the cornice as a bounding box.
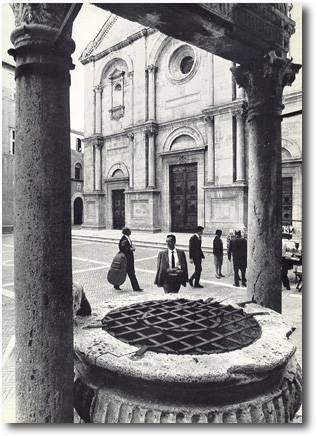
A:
[202,99,247,118]
[81,28,157,65]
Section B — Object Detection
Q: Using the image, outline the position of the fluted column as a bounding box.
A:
[235,108,246,182]
[204,115,215,184]
[147,128,157,188]
[94,138,103,191]
[232,51,301,313]
[94,85,103,134]
[147,64,157,121]
[9,3,80,423]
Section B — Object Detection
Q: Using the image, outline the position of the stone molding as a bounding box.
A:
[81,28,156,65]
[106,162,130,179]
[231,51,301,120]
[75,360,302,423]
[159,145,206,158]
[163,125,205,152]
[146,64,158,74]
[202,99,247,118]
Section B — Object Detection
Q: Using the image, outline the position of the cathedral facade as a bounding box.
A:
[80,13,302,237]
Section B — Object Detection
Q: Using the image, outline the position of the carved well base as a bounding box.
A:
[74,357,301,423]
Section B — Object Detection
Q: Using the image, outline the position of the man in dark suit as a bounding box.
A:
[118,227,143,292]
[154,234,188,293]
[188,226,205,288]
[227,230,247,287]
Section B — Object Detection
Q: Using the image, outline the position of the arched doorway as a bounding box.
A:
[74,197,83,225]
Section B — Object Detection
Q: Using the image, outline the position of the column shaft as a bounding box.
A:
[148,132,156,188]
[231,51,301,313]
[10,4,77,422]
[205,117,215,183]
[95,87,102,134]
[147,65,157,121]
[94,143,103,191]
[236,113,245,182]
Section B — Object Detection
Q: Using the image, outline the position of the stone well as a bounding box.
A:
[74,295,302,423]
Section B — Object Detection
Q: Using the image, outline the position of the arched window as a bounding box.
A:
[75,163,82,180]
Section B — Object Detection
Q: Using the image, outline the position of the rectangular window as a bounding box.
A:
[10,128,15,155]
[282,177,293,225]
[76,138,82,152]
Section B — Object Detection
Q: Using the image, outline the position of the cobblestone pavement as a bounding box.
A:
[2,233,302,423]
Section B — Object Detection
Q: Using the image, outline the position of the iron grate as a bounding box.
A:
[101,299,261,356]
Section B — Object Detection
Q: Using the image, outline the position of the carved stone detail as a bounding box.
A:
[11,3,71,30]
[231,51,301,120]
[146,64,158,74]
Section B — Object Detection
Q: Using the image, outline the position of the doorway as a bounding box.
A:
[112,189,125,229]
[170,163,197,232]
[74,197,83,225]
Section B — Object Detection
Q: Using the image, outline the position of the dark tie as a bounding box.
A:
[171,251,175,268]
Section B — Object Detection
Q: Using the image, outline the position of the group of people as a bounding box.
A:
[108,226,248,294]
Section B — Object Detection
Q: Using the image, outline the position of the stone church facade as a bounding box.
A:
[80,14,302,237]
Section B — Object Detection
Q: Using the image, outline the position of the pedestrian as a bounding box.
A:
[226,229,234,275]
[155,234,188,293]
[227,230,247,287]
[213,229,224,279]
[188,226,205,288]
[118,227,143,292]
[282,232,293,290]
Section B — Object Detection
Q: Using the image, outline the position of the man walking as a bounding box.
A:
[213,229,224,279]
[227,230,247,287]
[155,234,188,293]
[188,226,205,288]
[118,227,143,292]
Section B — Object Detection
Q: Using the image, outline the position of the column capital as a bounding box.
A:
[231,51,301,120]
[9,4,78,81]
[94,84,104,93]
[93,136,104,149]
[127,71,134,79]
[203,114,214,125]
[231,101,248,119]
[126,132,134,141]
[146,64,158,74]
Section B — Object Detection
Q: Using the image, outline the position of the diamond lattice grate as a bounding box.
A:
[101,299,261,355]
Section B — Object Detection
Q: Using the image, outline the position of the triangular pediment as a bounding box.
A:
[80,14,144,63]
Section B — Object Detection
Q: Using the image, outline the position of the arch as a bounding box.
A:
[107,162,129,179]
[71,193,84,226]
[163,126,205,152]
[281,138,301,159]
[96,52,133,85]
[148,34,172,67]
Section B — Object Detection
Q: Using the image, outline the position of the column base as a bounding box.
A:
[125,189,161,232]
[83,192,106,228]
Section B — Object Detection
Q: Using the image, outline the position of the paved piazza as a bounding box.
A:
[2,233,302,421]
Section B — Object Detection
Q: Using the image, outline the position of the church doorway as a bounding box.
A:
[74,197,83,225]
[170,163,197,233]
[112,189,125,229]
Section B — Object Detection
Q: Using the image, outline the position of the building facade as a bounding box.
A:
[1,58,84,231]
[2,59,16,233]
[80,11,302,237]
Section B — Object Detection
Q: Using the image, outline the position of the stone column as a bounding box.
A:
[204,115,215,184]
[9,3,78,422]
[147,128,157,188]
[232,51,301,313]
[147,64,157,121]
[235,109,246,183]
[94,85,103,134]
[94,137,103,191]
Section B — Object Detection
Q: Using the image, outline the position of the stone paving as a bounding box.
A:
[1,232,302,423]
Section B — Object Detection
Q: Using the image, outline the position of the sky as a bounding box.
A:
[1,3,109,132]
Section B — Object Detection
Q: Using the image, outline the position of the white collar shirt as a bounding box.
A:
[195,233,202,241]
[168,248,180,268]
[125,235,132,246]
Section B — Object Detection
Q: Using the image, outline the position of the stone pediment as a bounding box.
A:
[80,13,144,63]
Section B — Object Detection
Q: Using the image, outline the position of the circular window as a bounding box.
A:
[168,44,198,84]
[180,56,194,75]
